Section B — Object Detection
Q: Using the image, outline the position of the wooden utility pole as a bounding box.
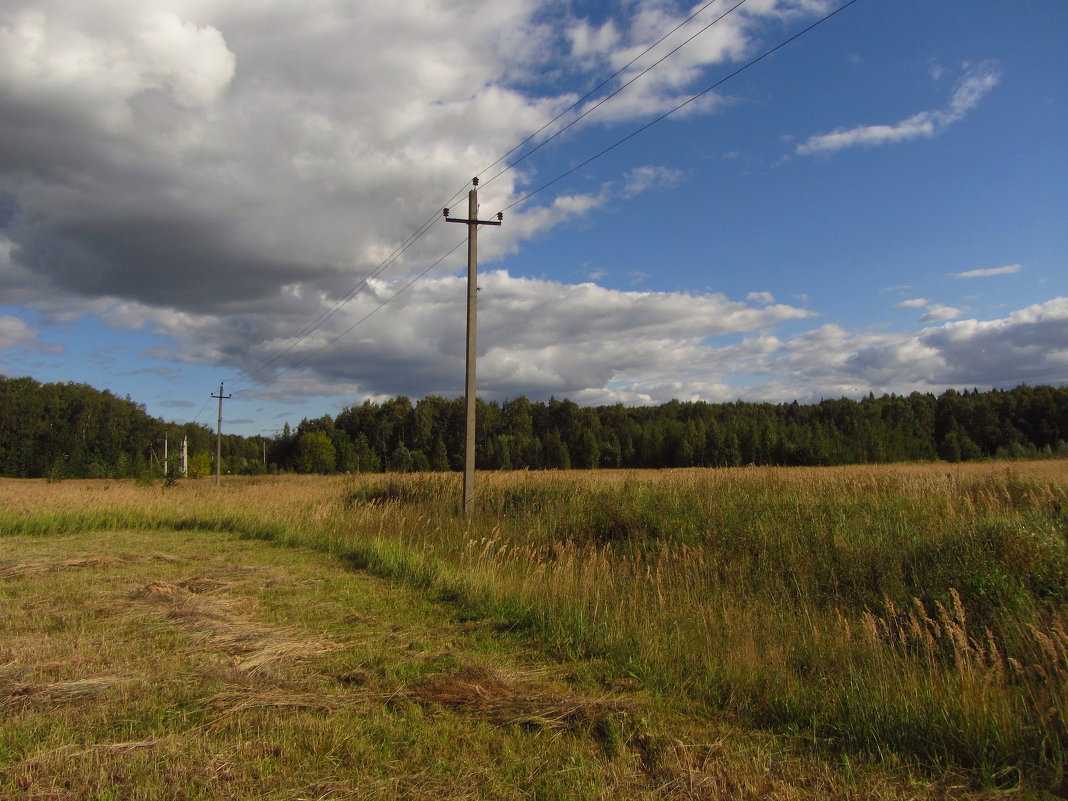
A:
[445,178,502,515]
[212,383,231,487]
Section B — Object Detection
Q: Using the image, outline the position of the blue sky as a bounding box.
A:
[1,0,1065,436]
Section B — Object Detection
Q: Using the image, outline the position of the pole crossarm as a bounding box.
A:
[444,216,502,226]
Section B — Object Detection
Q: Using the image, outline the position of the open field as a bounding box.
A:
[2,461,1066,799]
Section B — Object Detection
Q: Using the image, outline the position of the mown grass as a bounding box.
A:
[2,462,1066,797]
[2,527,684,800]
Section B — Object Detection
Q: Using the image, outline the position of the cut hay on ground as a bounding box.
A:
[407,666,629,731]
[2,676,137,706]
[202,688,362,728]
[0,552,178,579]
[130,579,344,673]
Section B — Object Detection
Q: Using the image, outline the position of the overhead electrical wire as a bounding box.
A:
[253,236,469,388]
[497,0,863,215]
[475,0,731,183]
[228,0,862,393]
[225,0,739,390]
[189,396,213,425]
[478,0,751,190]
[226,181,483,390]
[230,211,444,388]
[226,171,485,391]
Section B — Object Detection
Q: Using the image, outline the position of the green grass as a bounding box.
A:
[2,463,1065,798]
[331,466,1068,794]
[4,524,990,800]
[0,528,663,799]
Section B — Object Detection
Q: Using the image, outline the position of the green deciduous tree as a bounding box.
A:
[297,431,336,474]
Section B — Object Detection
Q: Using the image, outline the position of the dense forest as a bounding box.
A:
[2,375,1066,479]
[0,376,266,479]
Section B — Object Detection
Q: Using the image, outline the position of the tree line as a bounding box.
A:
[0,376,266,479]
[2,375,1066,479]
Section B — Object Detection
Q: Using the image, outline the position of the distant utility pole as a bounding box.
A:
[445,178,503,515]
[212,382,232,487]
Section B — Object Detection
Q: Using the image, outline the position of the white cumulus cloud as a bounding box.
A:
[954,263,1022,278]
[749,298,1068,399]
[0,314,37,350]
[210,270,816,403]
[796,62,1000,156]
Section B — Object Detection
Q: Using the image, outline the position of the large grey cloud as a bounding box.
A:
[0,0,830,311]
[1,1,550,312]
[0,1,827,365]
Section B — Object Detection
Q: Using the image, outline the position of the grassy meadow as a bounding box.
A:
[1,461,1066,799]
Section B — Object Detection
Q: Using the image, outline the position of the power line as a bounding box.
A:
[476,0,732,184]
[479,0,751,191]
[224,2,740,389]
[228,217,440,386]
[499,0,864,215]
[246,235,469,389]
[189,395,212,425]
[231,212,445,388]
[227,0,862,394]
[299,0,863,363]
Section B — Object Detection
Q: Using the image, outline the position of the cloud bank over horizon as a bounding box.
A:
[56,273,1067,412]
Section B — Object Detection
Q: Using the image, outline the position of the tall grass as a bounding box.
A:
[3,462,1066,792]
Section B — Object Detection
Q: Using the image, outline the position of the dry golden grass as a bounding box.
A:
[3,462,1065,798]
[1,457,1063,520]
